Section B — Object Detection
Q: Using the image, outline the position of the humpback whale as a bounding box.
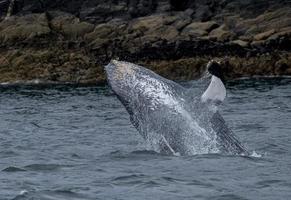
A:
[105,60,248,155]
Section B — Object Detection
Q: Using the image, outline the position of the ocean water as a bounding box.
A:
[0,78,291,200]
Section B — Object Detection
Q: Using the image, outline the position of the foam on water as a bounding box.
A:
[250,151,262,158]
[19,190,28,195]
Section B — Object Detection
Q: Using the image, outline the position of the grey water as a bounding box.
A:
[0,78,291,200]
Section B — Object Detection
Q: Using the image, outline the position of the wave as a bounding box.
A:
[23,163,72,171]
[2,166,26,172]
[11,189,91,200]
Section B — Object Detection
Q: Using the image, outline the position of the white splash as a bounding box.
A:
[19,190,28,195]
[250,151,262,158]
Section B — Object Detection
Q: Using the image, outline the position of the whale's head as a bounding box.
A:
[105,60,141,109]
[105,60,138,91]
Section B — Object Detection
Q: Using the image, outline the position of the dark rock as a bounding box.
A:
[209,24,236,41]
[193,5,213,22]
[49,11,94,39]
[254,29,276,41]
[231,40,249,48]
[181,21,219,37]
[0,0,290,84]
[0,0,9,19]
[170,0,189,11]
[0,13,51,43]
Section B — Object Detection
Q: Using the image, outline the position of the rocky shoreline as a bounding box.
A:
[0,0,290,84]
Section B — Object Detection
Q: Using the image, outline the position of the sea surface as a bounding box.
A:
[0,78,291,200]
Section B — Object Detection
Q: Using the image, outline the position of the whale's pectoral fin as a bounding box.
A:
[201,76,226,105]
[211,112,248,155]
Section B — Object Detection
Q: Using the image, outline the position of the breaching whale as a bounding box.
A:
[105,60,248,155]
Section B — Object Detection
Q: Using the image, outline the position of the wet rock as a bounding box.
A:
[238,35,252,42]
[0,13,50,43]
[0,0,9,19]
[126,14,180,46]
[181,21,219,37]
[235,8,291,37]
[253,29,276,41]
[0,48,105,84]
[251,40,266,49]
[172,17,192,31]
[130,14,177,32]
[85,23,114,41]
[209,25,236,41]
[268,28,291,40]
[80,1,130,23]
[0,0,290,84]
[274,58,290,75]
[49,11,94,39]
[84,22,124,54]
[193,4,212,22]
[231,40,249,48]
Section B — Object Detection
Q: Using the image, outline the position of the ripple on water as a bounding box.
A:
[2,166,26,172]
[23,164,72,171]
[111,174,148,186]
[1,80,291,200]
[255,179,284,189]
[209,194,249,200]
[0,150,20,158]
[12,189,93,200]
[102,150,165,161]
[2,163,74,173]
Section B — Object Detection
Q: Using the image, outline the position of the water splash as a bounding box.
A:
[19,190,28,195]
[250,151,262,158]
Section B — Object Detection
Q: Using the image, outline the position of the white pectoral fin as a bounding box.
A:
[201,76,226,105]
